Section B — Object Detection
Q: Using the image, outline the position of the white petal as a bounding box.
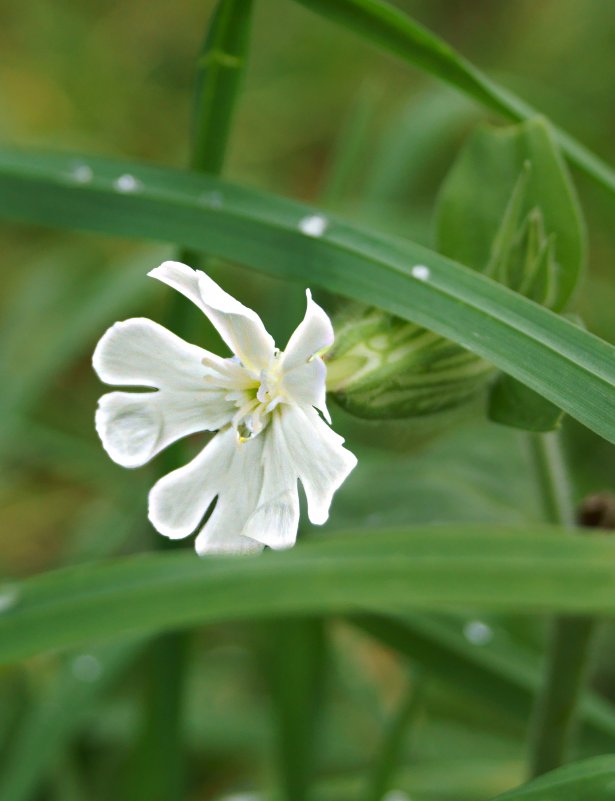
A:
[242,419,300,550]
[195,433,267,555]
[281,358,331,422]
[96,389,232,469]
[279,405,357,525]
[197,524,264,556]
[148,427,236,539]
[149,261,275,370]
[281,289,334,371]
[93,317,220,390]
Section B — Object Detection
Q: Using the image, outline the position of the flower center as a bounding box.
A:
[231,353,286,442]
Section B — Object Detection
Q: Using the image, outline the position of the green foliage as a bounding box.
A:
[353,613,615,746]
[3,1,615,799]
[269,619,328,801]
[0,643,143,801]
[489,376,563,433]
[191,0,254,173]
[1,150,615,443]
[293,0,615,199]
[493,756,615,800]
[435,117,585,432]
[435,118,585,311]
[4,526,615,666]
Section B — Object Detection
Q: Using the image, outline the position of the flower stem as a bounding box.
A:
[190,0,253,175]
[527,431,595,778]
[527,431,575,528]
[121,634,191,801]
[131,4,254,799]
[269,618,327,801]
[168,0,255,330]
[528,613,595,778]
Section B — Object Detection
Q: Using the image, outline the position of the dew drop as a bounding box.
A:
[222,795,260,801]
[237,421,253,442]
[383,791,412,801]
[463,619,493,646]
[199,190,223,208]
[411,264,431,281]
[114,174,141,193]
[69,163,93,184]
[0,583,19,614]
[299,214,328,237]
[71,653,103,683]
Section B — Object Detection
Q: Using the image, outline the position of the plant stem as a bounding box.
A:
[527,431,595,778]
[269,619,327,801]
[131,4,254,799]
[190,0,253,175]
[122,634,190,801]
[528,614,595,778]
[362,670,424,801]
[168,0,254,330]
[527,431,575,528]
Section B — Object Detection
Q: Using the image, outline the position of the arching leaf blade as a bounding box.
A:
[0,150,615,442]
[4,527,615,665]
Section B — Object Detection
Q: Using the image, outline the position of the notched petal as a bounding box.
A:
[94,266,356,556]
[148,428,235,539]
[281,358,330,421]
[282,289,334,371]
[96,391,162,469]
[96,388,233,470]
[279,405,357,525]
[92,316,210,390]
[243,489,299,550]
[148,260,275,369]
[196,271,275,370]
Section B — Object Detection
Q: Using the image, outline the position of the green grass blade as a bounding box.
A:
[352,613,615,748]
[362,670,423,801]
[0,642,142,801]
[492,755,615,800]
[292,0,615,198]
[1,151,615,442]
[5,527,615,665]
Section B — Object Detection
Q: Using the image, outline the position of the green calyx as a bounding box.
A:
[326,306,494,420]
[328,117,586,427]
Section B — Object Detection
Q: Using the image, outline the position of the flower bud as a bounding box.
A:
[326,305,494,420]
[483,165,560,309]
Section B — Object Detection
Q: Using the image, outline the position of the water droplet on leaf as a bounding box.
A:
[299,214,328,237]
[70,164,93,184]
[71,653,103,683]
[383,791,412,801]
[0,583,19,614]
[200,190,223,208]
[463,619,493,645]
[411,265,430,281]
[114,174,141,193]
[222,795,260,801]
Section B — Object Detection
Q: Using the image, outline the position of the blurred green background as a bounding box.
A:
[2,1,615,799]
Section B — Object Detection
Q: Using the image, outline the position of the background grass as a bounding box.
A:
[2,2,615,799]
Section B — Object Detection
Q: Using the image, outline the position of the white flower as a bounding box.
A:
[92,261,357,555]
